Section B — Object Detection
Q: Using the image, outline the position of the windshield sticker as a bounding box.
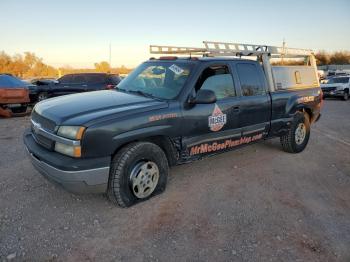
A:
[169,64,184,75]
[208,104,227,132]
[149,113,178,122]
[189,133,263,156]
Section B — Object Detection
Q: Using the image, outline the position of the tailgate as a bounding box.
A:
[0,88,30,104]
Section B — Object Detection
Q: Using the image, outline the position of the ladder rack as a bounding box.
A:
[149,45,207,55]
[150,41,313,58]
[149,41,317,93]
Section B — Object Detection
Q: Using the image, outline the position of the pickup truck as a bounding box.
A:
[32,73,121,102]
[321,75,350,100]
[24,42,322,207]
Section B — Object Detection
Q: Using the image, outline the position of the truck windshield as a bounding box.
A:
[327,77,349,84]
[117,62,192,100]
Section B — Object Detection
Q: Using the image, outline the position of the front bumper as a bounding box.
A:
[24,130,110,193]
[322,90,345,97]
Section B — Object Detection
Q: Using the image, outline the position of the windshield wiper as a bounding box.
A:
[123,89,162,100]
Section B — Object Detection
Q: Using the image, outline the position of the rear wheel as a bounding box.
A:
[107,142,168,207]
[280,112,310,153]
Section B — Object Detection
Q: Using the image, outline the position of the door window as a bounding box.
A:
[71,75,86,84]
[236,63,266,96]
[58,75,74,84]
[196,65,236,100]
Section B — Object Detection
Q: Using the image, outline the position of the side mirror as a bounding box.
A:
[189,89,217,104]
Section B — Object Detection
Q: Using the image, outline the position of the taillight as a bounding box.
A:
[106,84,115,90]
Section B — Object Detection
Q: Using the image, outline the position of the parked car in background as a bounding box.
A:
[321,76,350,100]
[0,74,30,117]
[22,80,42,104]
[30,78,58,86]
[34,73,122,101]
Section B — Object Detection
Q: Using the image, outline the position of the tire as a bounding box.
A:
[280,112,310,153]
[37,92,48,102]
[107,142,169,207]
[343,91,349,101]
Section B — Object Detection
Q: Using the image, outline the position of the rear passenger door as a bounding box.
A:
[233,61,271,137]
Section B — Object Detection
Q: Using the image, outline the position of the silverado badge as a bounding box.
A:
[208,104,227,132]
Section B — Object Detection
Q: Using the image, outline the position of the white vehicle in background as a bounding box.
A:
[321,76,350,101]
[326,70,350,77]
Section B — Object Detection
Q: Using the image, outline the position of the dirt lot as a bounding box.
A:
[0,100,350,262]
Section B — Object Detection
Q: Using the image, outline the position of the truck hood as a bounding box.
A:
[34,90,168,126]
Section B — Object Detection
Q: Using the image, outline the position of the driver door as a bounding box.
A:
[181,63,241,157]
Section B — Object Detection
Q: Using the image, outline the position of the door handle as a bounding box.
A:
[233,106,240,112]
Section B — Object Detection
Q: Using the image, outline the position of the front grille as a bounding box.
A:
[31,110,56,150]
[31,110,56,132]
[321,86,337,92]
[32,131,54,150]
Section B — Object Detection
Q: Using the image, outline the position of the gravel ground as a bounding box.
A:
[0,100,350,262]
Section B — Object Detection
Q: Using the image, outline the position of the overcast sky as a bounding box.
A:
[1,0,349,68]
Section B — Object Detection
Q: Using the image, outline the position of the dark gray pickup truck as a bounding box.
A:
[24,42,322,207]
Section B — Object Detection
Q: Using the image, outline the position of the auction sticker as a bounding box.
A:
[169,64,184,75]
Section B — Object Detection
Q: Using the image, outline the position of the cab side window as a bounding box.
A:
[195,65,236,100]
[236,63,266,96]
[59,75,74,84]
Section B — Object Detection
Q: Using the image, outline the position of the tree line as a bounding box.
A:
[0,51,133,79]
[1,50,350,79]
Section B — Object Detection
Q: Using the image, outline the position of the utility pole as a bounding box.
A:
[281,38,286,65]
[109,43,112,68]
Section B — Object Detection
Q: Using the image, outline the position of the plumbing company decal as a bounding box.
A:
[189,133,263,156]
[209,104,227,132]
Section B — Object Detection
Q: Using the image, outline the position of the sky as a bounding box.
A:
[1,0,350,68]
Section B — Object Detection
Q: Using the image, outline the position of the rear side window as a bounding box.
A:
[85,74,107,84]
[236,63,265,96]
[59,75,74,84]
[71,75,86,84]
[196,65,236,100]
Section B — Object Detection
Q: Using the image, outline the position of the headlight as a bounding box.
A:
[55,142,81,158]
[57,126,85,140]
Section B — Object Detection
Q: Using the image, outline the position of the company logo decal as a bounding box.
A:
[208,104,227,132]
[189,133,263,156]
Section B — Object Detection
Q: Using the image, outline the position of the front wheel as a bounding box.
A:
[343,91,349,101]
[280,112,310,153]
[107,142,169,207]
[37,92,49,102]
